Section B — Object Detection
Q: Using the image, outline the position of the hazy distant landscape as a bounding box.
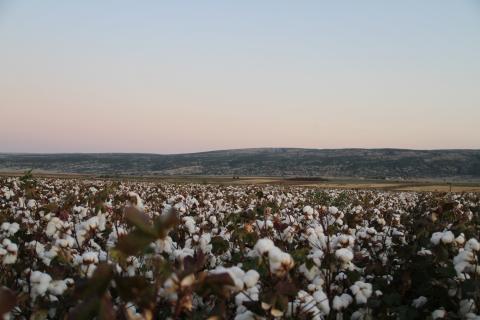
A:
[1,148,480,181]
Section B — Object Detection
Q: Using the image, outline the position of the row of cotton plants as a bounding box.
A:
[0,173,479,319]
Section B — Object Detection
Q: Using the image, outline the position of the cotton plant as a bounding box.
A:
[1,175,480,319]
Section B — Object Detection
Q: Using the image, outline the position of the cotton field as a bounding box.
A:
[0,174,479,320]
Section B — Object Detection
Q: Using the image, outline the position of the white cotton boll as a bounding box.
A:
[1,222,10,231]
[209,215,217,225]
[453,250,476,276]
[299,264,320,281]
[234,311,257,320]
[82,251,99,264]
[335,234,355,248]
[183,217,196,234]
[127,192,144,210]
[235,292,251,307]
[460,299,477,316]
[154,237,174,254]
[350,281,372,305]
[335,248,353,263]
[18,197,25,208]
[417,248,432,256]
[199,233,212,253]
[210,266,244,292]
[48,280,68,295]
[30,271,53,300]
[303,206,314,215]
[328,206,339,215]
[411,296,427,308]
[313,290,330,315]
[8,222,19,235]
[268,246,294,277]
[430,232,443,245]
[45,218,60,237]
[3,241,18,265]
[432,309,447,319]
[174,248,195,261]
[332,293,353,311]
[351,308,370,320]
[1,222,20,236]
[254,238,274,256]
[441,231,455,244]
[56,237,75,248]
[308,248,324,267]
[40,247,59,266]
[456,233,466,245]
[243,270,259,288]
[335,272,347,281]
[465,239,480,252]
[26,199,36,208]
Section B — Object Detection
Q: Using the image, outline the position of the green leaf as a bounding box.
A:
[211,236,230,255]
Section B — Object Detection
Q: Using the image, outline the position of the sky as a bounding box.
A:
[0,1,479,154]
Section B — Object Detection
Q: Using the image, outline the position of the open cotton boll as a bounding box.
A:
[412,296,428,308]
[174,248,195,261]
[335,248,353,263]
[210,266,245,291]
[199,233,212,253]
[431,231,455,245]
[328,206,339,215]
[234,311,257,320]
[127,192,144,210]
[333,293,353,311]
[3,241,18,264]
[182,216,197,234]
[1,222,20,236]
[48,279,71,295]
[298,263,320,281]
[459,299,477,316]
[455,233,466,245]
[465,238,480,252]
[27,199,37,208]
[243,270,260,288]
[350,281,372,305]
[30,271,53,300]
[45,218,65,237]
[441,231,454,244]
[417,248,432,256]
[253,238,274,256]
[209,215,217,225]
[303,206,314,215]
[313,290,330,315]
[82,251,99,264]
[432,309,447,319]
[268,246,294,277]
[153,236,174,254]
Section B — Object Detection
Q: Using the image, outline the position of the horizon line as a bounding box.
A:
[1,146,480,156]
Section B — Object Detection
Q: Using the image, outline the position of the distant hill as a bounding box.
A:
[1,148,480,181]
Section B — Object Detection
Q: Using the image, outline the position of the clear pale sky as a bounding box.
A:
[0,1,479,153]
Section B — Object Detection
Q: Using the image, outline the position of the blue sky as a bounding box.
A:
[0,1,479,153]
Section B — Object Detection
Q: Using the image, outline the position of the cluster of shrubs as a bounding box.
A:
[0,173,479,319]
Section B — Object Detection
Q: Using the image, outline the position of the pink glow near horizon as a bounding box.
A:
[1,1,479,153]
